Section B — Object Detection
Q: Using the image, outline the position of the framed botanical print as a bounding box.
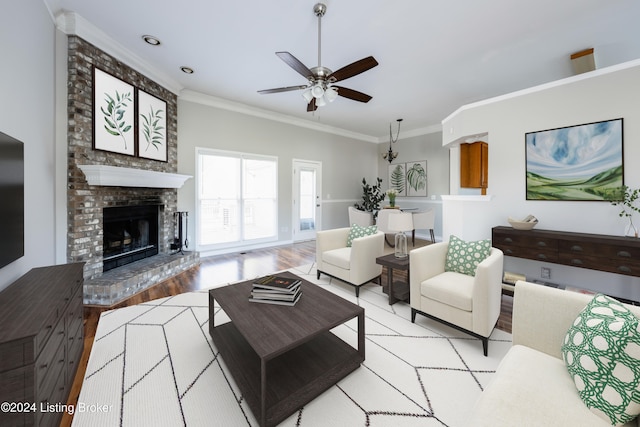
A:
[93,67,135,156]
[405,161,427,196]
[138,90,167,162]
[388,163,406,196]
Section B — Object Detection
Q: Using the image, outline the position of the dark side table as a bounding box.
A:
[376,253,410,305]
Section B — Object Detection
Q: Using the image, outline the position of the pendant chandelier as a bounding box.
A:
[382,118,403,163]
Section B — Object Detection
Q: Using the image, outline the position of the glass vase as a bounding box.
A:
[394,232,408,258]
[625,217,638,238]
[389,196,395,208]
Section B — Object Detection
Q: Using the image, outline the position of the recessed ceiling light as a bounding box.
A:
[180,66,194,74]
[142,35,161,46]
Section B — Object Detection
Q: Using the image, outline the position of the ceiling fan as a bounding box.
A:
[258,3,378,112]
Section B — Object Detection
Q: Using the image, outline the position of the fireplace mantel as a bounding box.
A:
[78,165,191,189]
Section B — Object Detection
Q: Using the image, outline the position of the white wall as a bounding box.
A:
[177,96,380,255]
[441,60,640,301]
[376,131,449,240]
[0,1,57,291]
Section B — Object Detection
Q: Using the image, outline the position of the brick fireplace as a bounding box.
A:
[66,36,199,305]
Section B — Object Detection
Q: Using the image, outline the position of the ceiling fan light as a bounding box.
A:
[325,86,338,102]
[316,96,327,107]
[311,84,325,98]
[302,88,313,102]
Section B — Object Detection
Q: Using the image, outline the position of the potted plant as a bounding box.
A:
[354,177,386,219]
[610,185,640,237]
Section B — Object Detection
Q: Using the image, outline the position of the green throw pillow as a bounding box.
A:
[346,224,377,247]
[444,235,491,276]
[561,294,640,426]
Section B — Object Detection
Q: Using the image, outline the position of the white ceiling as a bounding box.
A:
[44,0,640,141]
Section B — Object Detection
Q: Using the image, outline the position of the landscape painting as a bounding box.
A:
[525,118,623,201]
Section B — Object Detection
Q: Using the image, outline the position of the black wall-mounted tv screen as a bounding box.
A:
[0,131,24,268]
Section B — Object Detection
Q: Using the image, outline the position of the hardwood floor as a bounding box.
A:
[60,239,513,427]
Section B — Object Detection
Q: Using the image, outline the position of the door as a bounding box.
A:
[293,160,322,241]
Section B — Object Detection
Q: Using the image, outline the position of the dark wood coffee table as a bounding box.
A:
[208,271,365,427]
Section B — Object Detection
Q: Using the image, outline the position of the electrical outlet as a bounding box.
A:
[541,267,551,279]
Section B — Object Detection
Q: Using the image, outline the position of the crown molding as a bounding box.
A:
[375,123,442,143]
[55,11,183,95]
[179,90,379,143]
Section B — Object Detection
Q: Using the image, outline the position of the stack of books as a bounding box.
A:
[249,275,302,306]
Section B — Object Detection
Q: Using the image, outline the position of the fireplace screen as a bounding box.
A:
[103,205,160,271]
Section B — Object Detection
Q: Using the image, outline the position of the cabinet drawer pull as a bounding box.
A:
[503,237,513,243]
[504,249,513,255]
[571,259,584,265]
[570,245,583,252]
[537,254,547,260]
[618,251,631,258]
[537,241,547,247]
[618,266,632,273]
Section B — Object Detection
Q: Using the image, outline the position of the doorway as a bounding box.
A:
[292,160,322,242]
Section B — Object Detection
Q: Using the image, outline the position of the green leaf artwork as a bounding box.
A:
[101,90,133,149]
[407,162,426,192]
[391,164,405,193]
[140,105,165,152]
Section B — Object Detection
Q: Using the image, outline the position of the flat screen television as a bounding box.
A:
[0,130,24,268]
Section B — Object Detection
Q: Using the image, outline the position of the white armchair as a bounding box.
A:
[348,206,373,227]
[316,227,384,297]
[409,241,504,356]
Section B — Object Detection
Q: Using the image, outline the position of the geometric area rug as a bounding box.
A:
[72,264,512,427]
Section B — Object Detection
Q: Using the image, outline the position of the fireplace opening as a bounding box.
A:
[103,205,160,272]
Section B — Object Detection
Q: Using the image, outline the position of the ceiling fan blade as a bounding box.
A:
[329,56,378,82]
[333,86,372,103]
[258,85,307,95]
[276,52,314,80]
[307,98,317,112]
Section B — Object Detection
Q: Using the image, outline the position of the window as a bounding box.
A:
[197,149,277,249]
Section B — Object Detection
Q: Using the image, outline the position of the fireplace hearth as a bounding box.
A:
[103,205,160,271]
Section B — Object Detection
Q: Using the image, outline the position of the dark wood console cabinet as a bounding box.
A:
[492,226,640,277]
[0,263,84,427]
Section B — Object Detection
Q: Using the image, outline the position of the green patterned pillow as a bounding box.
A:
[346,224,378,247]
[444,235,491,276]
[562,294,640,426]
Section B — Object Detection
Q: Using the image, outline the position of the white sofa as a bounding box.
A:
[316,227,384,297]
[471,280,640,427]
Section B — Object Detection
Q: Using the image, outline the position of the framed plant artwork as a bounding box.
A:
[388,163,406,196]
[138,90,167,162]
[93,67,135,156]
[525,118,623,201]
[406,161,427,196]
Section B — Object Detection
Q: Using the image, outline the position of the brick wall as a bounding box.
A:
[67,36,179,279]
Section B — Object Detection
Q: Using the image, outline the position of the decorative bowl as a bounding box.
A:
[508,217,538,230]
